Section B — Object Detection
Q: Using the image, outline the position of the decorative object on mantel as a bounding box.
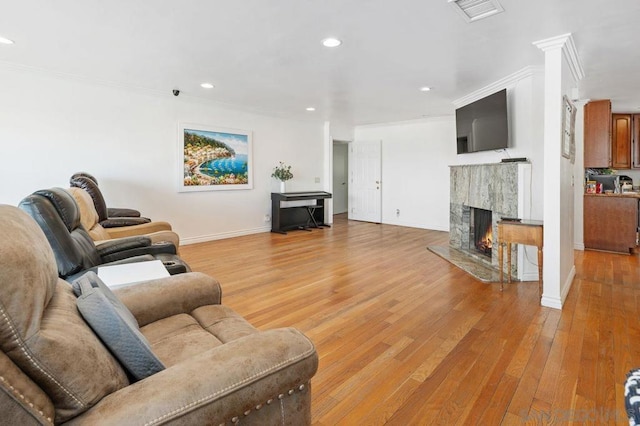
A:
[271,161,293,193]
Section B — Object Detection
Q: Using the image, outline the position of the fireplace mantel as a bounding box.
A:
[449,162,532,279]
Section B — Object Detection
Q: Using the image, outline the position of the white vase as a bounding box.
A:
[279,180,286,193]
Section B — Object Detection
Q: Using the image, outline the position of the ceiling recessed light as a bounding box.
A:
[306,107,316,111]
[200,83,214,89]
[322,38,342,48]
[420,87,432,92]
[0,36,14,45]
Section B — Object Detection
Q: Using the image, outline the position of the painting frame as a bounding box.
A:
[178,123,253,192]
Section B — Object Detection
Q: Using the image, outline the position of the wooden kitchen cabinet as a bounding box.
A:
[634,115,640,168]
[584,100,612,168]
[610,113,640,169]
[612,114,632,169]
[584,195,638,253]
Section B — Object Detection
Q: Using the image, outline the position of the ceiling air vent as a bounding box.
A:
[448,0,504,22]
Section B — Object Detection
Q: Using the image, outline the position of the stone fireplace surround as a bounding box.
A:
[449,162,532,279]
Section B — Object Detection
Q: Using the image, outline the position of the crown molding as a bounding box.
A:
[452,65,544,108]
[532,33,585,82]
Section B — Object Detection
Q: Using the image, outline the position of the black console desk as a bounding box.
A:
[271,191,332,234]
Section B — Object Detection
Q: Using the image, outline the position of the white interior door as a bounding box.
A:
[349,140,382,223]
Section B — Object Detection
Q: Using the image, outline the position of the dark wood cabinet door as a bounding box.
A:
[584,100,612,168]
[634,114,640,169]
[612,114,631,169]
[584,195,638,253]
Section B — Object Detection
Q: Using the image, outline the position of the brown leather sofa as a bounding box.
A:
[18,188,189,279]
[0,205,318,424]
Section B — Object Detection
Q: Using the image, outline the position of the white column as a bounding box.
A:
[323,121,333,224]
[533,34,584,309]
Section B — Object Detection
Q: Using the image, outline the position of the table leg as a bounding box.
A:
[507,243,512,284]
[499,242,504,291]
[537,247,543,299]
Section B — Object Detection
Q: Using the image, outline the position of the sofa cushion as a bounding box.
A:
[72,272,165,381]
[140,305,259,367]
[69,176,109,221]
[68,186,100,234]
[0,205,129,423]
[141,314,223,367]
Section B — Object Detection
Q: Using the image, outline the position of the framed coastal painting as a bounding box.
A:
[178,123,253,192]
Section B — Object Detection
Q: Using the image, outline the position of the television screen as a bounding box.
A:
[455,89,508,154]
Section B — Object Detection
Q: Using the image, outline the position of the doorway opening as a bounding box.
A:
[332,141,349,215]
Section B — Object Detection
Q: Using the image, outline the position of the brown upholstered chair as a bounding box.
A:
[0,205,318,425]
[70,172,142,218]
[69,174,175,241]
[68,186,180,249]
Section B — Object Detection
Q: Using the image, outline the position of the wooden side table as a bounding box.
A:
[497,219,544,297]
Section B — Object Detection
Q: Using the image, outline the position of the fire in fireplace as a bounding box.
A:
[471,208,493,257]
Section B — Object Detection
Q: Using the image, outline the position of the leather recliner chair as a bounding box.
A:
[69,175,174,239]
[67,186,180,249]
[18,188,189,279]
[70,172,142,218]
[0,205,318,425]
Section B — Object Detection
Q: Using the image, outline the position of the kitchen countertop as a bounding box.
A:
[584,192,640,198]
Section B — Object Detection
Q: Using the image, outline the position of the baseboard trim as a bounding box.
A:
[181,226,271,245]
[382,220,448,232]
[540,264,576,310]
[541,295,562,310]
[520,272,539,282]
[561,265,576,304]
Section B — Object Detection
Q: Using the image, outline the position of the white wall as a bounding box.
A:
[354,116,455,231]
[451,72,546,280]
[0,65,325,243]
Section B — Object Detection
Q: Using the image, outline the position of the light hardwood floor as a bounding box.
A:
[179,214,640,425]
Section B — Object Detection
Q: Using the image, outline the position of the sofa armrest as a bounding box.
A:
[65,328,318,426]
[100,217,151,228]
[104,221,173,239]
[113,272,222,327]
[93,231,180,253]
[107,207,141,218]
[65,255,157,282]
[99,242,177,264]
[96,236,152,257]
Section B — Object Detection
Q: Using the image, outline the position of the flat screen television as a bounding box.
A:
[456,88,508,154]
